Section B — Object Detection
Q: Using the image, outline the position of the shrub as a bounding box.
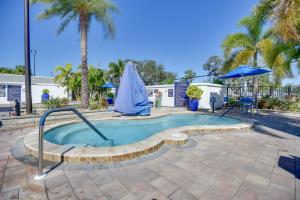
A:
[43,97,69,110]
[42,89,49,94]
[106,92,114,99]
[100,97,108,109]
[60,97,69,107]
[89,98,108,110]
[228,98,239,106]
[89,99,100,110]
[186,85,204,100]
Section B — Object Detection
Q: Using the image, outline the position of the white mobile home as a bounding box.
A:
[0,74,67,104]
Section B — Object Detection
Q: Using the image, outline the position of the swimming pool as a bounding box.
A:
[44,114,241,147]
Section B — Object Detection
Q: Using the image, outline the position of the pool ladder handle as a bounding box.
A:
[34,107,112,180]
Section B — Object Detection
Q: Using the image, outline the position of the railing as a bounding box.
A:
[225,86,294,100]
[35,107,112,180]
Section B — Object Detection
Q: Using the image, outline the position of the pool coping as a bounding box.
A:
[23,112,254,164]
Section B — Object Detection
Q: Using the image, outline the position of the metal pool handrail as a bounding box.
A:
[35,107,112,180]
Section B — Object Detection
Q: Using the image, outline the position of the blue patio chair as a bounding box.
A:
[223,96,229,109]
[240,97,254,115]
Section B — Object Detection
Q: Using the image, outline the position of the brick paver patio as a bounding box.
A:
[0,112,299,200]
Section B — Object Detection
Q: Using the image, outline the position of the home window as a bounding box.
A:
[0,85,5,97]
[168,89,173,97]
[147,89,153,97]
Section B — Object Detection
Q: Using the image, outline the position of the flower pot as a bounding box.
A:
[106,98,113,105]
[42,93,49,101]
[189,99,199,111]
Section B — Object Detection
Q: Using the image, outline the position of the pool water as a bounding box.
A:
[44,114,241,147]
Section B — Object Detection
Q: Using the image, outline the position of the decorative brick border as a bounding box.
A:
[23,113,253,164]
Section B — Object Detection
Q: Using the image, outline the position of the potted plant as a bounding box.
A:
[106,92,114,104]
[42,89,50,102]
[186,85,204,111]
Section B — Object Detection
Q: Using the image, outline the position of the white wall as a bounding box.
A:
[30,84,67,103]
[0,83,67,104]
[192,83,226,109]
[146,85,175,107]
[145,83,226,109]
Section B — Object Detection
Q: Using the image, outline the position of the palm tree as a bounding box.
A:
[221,10,294,86]
[255,0,300,43]
[108,59,124,88]
[54,64,73,98]
[69,72,82,101]
[88,65,105,100]
[32,0,118,108]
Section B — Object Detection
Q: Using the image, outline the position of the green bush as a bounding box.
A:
[89,98,108,110]
[263,96,300,112]
[186,85,204,100]
[106,92,114,99]
[42,89,50,94]
[228,98,239,106]
[89,99,100,110]
[43,97,68,110]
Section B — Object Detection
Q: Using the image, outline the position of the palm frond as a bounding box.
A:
[232,49,254,67]
[222,33,253,58]
[222,50,240,73]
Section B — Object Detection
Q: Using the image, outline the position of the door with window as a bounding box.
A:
[7,85,21,101]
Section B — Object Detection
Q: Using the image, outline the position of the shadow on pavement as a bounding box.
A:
[278,155,300,179]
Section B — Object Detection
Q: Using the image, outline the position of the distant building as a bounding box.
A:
[0,74,67,104]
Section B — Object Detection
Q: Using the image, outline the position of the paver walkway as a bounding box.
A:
[0,113,299,200]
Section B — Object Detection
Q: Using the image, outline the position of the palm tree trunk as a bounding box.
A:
[79,14,89,109]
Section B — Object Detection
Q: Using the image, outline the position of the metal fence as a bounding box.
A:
[225,86,294,100]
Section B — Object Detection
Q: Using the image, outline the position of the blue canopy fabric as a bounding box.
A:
[221,65,272,79]
[101,82,115,88]
[114,62,150,114]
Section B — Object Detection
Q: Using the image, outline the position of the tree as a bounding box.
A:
[255,0,300,43]
[88,65,105,100]
[32,0,118,108]
[54,64,73,98]
[182,69,196,83]
[107,59,125,88]
[69,72,82,101]
[0,65,26,75]
[221,8,296,86]
[15,65,26,75]
[202,56,223,82]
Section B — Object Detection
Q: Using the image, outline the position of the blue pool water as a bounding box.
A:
[44,114,241,147]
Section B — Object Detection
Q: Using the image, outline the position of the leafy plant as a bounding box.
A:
[42,89,50,94]
[186,86,204,100]
[89,98,108,110]
[106,92,114,99]
[228,98,239,107]
[43,97,68,110]
[100,98,108,109]
[89,99,100,110]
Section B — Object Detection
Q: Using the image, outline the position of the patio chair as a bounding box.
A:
[239,97,254,115]
[223,96,229,109]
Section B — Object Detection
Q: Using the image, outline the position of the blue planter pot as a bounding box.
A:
[189,99,199,111]
[42,93,49,101]
[106,98,113,105]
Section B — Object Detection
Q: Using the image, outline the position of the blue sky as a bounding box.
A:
[0,0,299,84]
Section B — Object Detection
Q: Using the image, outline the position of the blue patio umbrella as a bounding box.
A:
[220,65,272,115]
[221,65,272,79]
[100,82,115,88]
